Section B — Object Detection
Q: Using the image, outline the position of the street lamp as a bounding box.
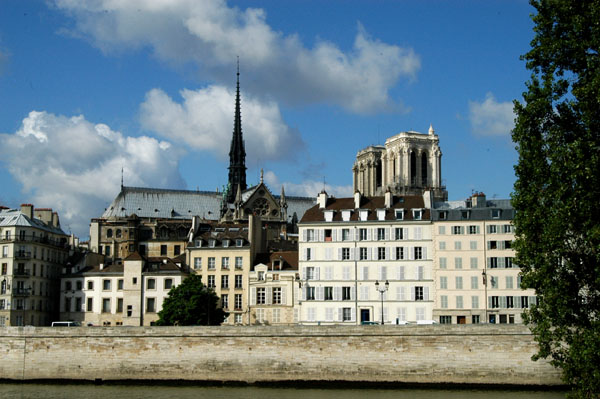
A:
[374,280,389,325]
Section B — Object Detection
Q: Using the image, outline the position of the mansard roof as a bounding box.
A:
[101,186,315,223]
[300,195,429,223]
[0,208,67,236]
[432,198,514,221]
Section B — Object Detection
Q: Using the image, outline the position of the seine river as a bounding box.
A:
[0,384,566,399]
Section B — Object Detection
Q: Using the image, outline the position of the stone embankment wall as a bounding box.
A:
[0,325,562,386]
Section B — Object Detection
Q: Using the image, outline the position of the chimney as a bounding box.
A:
[422,190,432,209]
[20,204,34,219]
[99,263,104,271]
[317,190,328,209]
[51,212,60,227]
[35,208,53,224]
[354,191,361,209]
[384,189,393,209]
[472,192,486,208]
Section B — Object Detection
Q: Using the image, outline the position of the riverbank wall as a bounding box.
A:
[0,324,562,386]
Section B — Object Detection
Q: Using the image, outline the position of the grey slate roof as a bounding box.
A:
[0,208,67,236]
[102,186,316,222]
[432,198,514,221]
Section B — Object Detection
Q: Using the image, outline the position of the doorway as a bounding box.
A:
[360,309,371,324]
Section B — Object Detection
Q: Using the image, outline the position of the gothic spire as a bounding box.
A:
[227,59,247,204]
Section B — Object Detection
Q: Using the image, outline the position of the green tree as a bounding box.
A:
[156,274,228,326]
[512,1,600,397]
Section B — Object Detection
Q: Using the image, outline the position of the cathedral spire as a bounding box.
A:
[227,59,247,204]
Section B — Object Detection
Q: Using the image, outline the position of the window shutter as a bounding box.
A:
[337,308,343,322]
[395,287,402,300]
[415,227,422,240]
[488,296,493,309]
[424,287,429,301]
[302,229,307,242]
[350,248,355,261]
[498,257,505,268]
[385,228,390,240]
[351,307,356,322]
[500,296,507,308]
[326,266,333,280]
[267,287,273,305]
[367,247,372,261]
[422,247,427,260]
[351,286,356,300]
[337,248,342,261]
[403,228,409,240]
[385,247,390,260]
[302,267,307,280]
[391,247,397,260]
[334,287,341,301]
[514,296,521,308]
[315,267,320,280]
[349,229,354,241]
[317,286,324,301]
[362,266,369,280]
[409,247,414,260]
[367,229,372,241]
[529,296,537,306]
[397,266,405,280]
[410,287,416,301]
[400,286,406,300]
[487,258,491,268]
[281,288,287,305]
[250,287,257,305]
[319,229,324,242]
[332,229,337,241]
[461,226,465,234]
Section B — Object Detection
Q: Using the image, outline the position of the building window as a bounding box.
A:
[440,315,451,324]
[324,229,332,241]
[439,257,447,269]
[105,246,111,256]
[147,278,156,290]
[207,275,215,288]
[306,287,315,300]
[456,296,463,309]
[174,245,181,256]
[413,210,422,220]
[208,257,216,270]
[359,228,367,241]
[235,275,243,288]
[103,279,111,291]
[127,305,133,317]
[503,224,513,233]
[438,211,447,220]
[490,276,498,288]
[470,241,477,250]
[455,257,462,269]
[236,239,244,247]
[414,286,424,301]
[342,287,351,301]
[77,281,83,290]
[439,241,446,250]
[306,267,316,280]
[235,294,243,310]
[117,298,123,313]
[273,287,282,304]
[468,225,478,234]
[414,247,423,260]
[306,229,315,242]
[222,257,230,269]
[87,297,93,312]
[472,296,479,309]
[164,279,173,289]
[194,258,202,270]
[488,225,498,234]
[472,315,480,324]
[102,298,111,313]
[106,229,113,238]
[342,229,350,241]
[342,308,352,321]
[222,240,230,248]
[342,248,350,260]
[306,248,312,261]
[222,294,229,309]
[452,226,463,235]
[489,257,498,268]
[257,271,265,281]
[377,228,385,240]
[440,276,447,289]
[491,296,499,308]
[491,209,501,219]
[441,295,448,309]
[395,210,404,220]
[117,279,123,290]
[146,298,156,313]
[396,247,404,260]
[235,256,243,269]
[324,287,333,300]
[471,276,479,290]
[256,288,266,304]
[360,247,368,260]
[377,247,386,260]
[221,275,229,288]
[132,277,137,285]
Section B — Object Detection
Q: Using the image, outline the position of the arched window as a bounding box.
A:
[410,152,417,186]
[106,229,113,238]
[116,229,122,238]
[421,150,428,186]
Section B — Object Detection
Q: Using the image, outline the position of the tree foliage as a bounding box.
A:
[156,274,228,326]
[512,1,600,397]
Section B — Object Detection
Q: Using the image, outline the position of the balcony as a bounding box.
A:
[0,234,68,249]
[14,251,32,260]
[13,288,31,297]
[13,269,30,277]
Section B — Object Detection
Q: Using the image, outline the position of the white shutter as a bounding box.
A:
[334,287,342,300]
[391,247,397,260]
[498,257,505,268]
[266,287,272,305]
[362,266,369,280]
[337,308,343,322]
[302,267,307,280]
[423,247,427,260]
[403,228,409,240]
[385,228,390,240]
[414,266,419,280]
[385,247,390,260]
[250,287,257,305]
[476,225,481,234]
[315,267,320,280]
[380,266,387,281]
[325,266,333,280]
[415,227,422,240]
[397,266,405,280]
[400,286,406,300]
[351,307,356,322]
[302,229,307,242]
[337,248,342,261]
[395,287,402,300]
[350,248,355,261]
[281,288,287,305]
[409,247,414,260]
[410,287,416,301]
[424,287,429,301]
[332,229,337,241]
[367,247,372,261]
[319,229,324,242]
[351,286,356,300]
[317,286,324,301]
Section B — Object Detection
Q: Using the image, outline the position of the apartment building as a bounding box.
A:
[0,204,70,326]
[297,191,435,325]
[432,192,536,324]
[249,251,299,325]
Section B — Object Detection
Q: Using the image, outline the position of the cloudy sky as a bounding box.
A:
[0,0,533,238]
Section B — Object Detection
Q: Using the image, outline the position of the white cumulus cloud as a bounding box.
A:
[468,93,515,137]
[0,111,185,237]
[139,85,304,162]
[263,170,353,199]
[53,0,420,113]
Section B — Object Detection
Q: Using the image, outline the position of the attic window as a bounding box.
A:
[491,209,501,219]
[215,228,225,232]
[195,240,202,247]
[413,209,423,220]
[439,211,447,220]
[223,240,230,248]
[229,228,240,232]
[359,210,369,221]
[154,209,159,212]
[461,211,470,219]
[209,239,216,248]
[236,239,244,247]
[341,210,351,222]
[395,210,404,220]
[376,209,386,221]
[324,210,334,222]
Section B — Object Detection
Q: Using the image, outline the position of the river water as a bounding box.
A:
[0,384,566,399]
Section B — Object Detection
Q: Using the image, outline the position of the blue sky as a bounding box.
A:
[0,0,534,238]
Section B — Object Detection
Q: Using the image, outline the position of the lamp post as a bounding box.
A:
[374,280,389,325]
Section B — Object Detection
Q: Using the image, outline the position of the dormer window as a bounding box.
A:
[195,240,202,247]
[209,239,216,248]
[413,209,423,220]
[376,209,386,221]
[222,240,230,248]
[395,210,404,220]
[461,210,470,219]
[258,271,265,281]
[236,239,244,247]
[438,211,447,220]
[359,210,369,221]
[491,209,501,219]
[324,210,334,222]
[341,210,351,222]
